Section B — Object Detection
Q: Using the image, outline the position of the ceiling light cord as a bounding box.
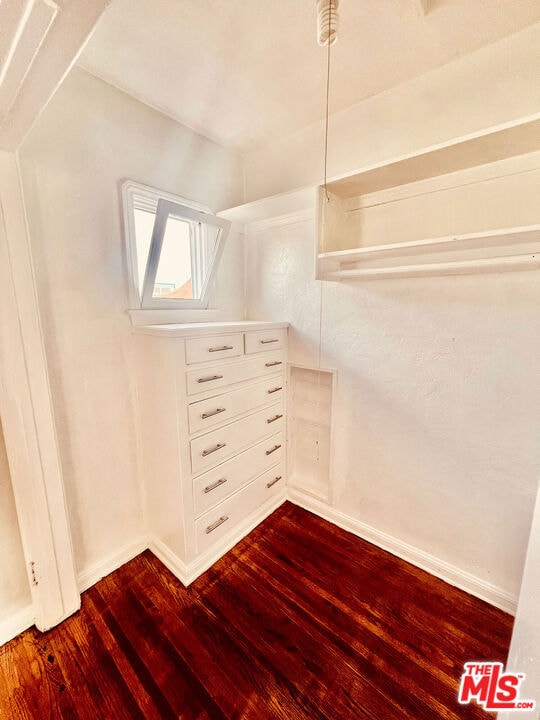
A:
[316,1,338,470]
[323,15,331,202]
[318,0,338,202]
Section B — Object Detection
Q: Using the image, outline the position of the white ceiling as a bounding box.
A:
[79,0,540,153]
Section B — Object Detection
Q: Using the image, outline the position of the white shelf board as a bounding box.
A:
[318,225,540,264]
[325,115,540,199]
[219,186,317,225]
[322,253,540,281]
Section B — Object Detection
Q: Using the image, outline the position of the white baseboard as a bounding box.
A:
[77,494,287,595]
[287,488,518,615]
[150,493,286,587]
[77,535,149,593]
[3,488,513,651]
[147,536,191,585]
[0,604,34,646]
[69,488,518,619]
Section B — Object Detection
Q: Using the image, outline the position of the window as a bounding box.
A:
[122,181,230,310]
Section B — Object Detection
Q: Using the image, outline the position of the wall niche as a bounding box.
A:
[288,365,335,503]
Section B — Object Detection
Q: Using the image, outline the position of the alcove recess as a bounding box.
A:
[287,365,335,503]
[316,115,540,280]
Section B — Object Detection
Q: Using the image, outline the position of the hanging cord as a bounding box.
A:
[323,1,333,202]
[315,272,325,466]
[316,1,333,467]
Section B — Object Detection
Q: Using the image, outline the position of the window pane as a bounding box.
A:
[133,207,156,297]
[123,182,231,308]
[152,214,193,299]
[151,211,221,301]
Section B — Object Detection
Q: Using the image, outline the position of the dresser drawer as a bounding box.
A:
[188,377,285,435]
[185,351,285,396]
[190,403,285,475]
[256,463,286,503]
[195,463,285,554]
[185,333,244,365]
[245,328,287,354]
[192,433,284,516]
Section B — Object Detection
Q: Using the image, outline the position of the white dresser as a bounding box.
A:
[133,321,288,584]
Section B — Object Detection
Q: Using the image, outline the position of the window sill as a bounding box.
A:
[128,307,227,326]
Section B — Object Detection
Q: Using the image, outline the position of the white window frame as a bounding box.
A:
[122,180,230,311]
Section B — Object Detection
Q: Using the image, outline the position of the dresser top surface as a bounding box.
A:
[132,320,289,338]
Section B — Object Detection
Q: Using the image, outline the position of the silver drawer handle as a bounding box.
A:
[205,515,229,534]
[265,361,282,367]
[266,444,281,456]
[267,413,283,424]
[203,477,228,494]
[208,345,234,352]
[201,407,226,419]
[202,442,226,457]
[260,338,279,344]
[198,374,223,383]
[266,476,282,489]
[267,386,282,394]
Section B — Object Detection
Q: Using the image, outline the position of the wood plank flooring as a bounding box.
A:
[0,502,513,719]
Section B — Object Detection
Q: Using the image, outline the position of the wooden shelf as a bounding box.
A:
[325,115,540,199]
[219,114,540,281]
[319,225,540,280]
[323,253,540,281]
[315,114,540,280]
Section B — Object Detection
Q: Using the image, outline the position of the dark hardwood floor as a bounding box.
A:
[0,502,513,719]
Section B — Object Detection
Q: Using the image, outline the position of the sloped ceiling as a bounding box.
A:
[79,0,540,152]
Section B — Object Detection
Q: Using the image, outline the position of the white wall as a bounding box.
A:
[243,21,540,201]
[239,18,540,609]
[0,419,30,620]
[245,217,540,604]
[18,67,244,582]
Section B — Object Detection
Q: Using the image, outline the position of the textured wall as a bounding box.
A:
[240,19,540,605]
[245,217,540,599]
[18,67,244,578]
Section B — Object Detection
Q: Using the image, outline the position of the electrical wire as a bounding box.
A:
[317,1,333,467]
[323,1,332,202]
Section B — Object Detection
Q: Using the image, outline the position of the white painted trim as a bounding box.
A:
[147,536,192,586]
[319,225,540,264]
[322,252,540,281]
[0,0,110,152]
[149,494,286,586]
[350,150,540,211]
[325,113,540,198]
[0,604,34,646]
[0,0,58,120]
[245,209,315,235]
[287,488,518,615]
[220,186,318,225]
[77,536,149,593]
[0,151,79,631]
[498,485,540,719]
